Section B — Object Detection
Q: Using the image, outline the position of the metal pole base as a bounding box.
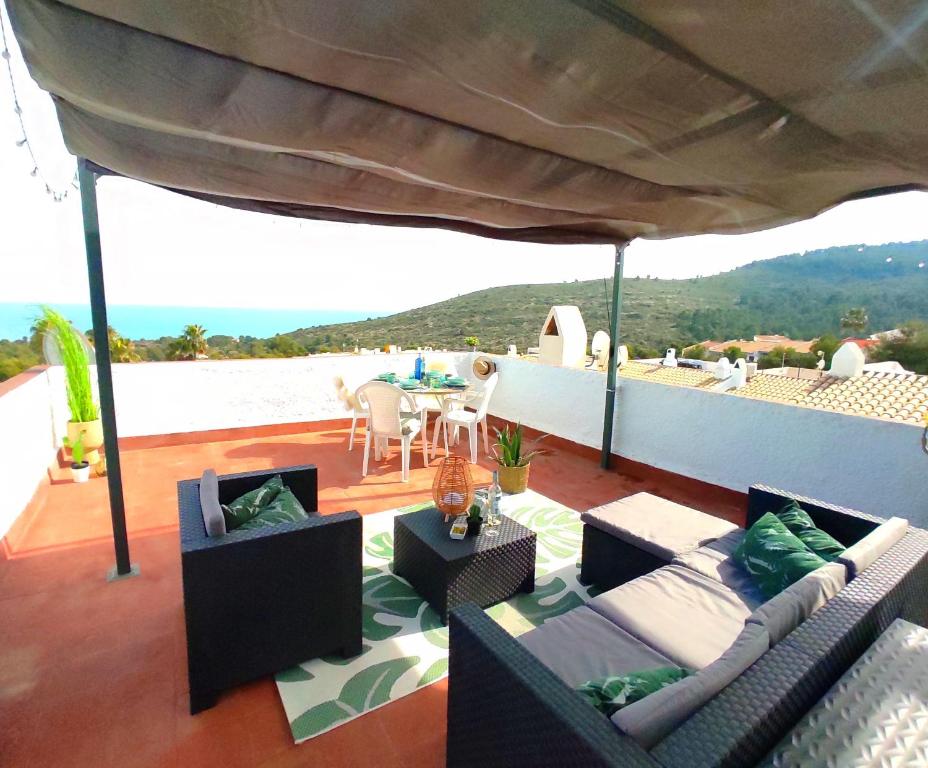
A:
[106,563,141,582]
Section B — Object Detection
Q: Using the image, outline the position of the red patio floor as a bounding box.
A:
[0,422,744,768]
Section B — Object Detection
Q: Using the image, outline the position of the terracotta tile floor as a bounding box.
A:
[0,424,745,768]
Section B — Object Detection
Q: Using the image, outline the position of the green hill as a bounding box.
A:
[288,240,928,354]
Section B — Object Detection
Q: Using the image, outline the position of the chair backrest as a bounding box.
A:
[473,372,499,420]
[357,381,415,437]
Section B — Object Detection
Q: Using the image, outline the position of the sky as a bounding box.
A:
[2,10,928,314]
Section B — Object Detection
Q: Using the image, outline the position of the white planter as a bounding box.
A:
[71,463,91,483]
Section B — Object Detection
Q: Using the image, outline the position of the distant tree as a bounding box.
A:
[840,307,868,336]
[721,345,744,360]
[870,321,928,375]
[811,334,840,366]
[684,344,708,360]
[107,327,140,362]
[170,324,208,360]
[267,335,306,358]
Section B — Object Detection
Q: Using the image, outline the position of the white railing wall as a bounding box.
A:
[93,351,469,437]
[5,351,926,538]
[0,371,58,539]
[484,354,928,525]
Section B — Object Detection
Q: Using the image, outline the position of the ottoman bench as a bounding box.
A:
[579,492,738,590]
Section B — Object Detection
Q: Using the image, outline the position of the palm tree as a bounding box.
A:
[182,324,208,359]
[108,327,140,362]
[840,308,868,337]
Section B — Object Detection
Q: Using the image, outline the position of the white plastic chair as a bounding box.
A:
[356,381,427,482]
[334,376,368,451]
[432,372,499,463]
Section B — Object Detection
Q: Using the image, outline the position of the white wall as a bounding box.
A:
[99,352,469,437]
[484,354,928,525]
[0,372,57,538]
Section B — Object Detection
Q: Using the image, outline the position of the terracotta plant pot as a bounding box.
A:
[67,418,104,464]
[70,462,91,483]
[498,464,531,494]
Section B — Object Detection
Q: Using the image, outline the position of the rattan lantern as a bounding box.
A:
[432,456,475,521]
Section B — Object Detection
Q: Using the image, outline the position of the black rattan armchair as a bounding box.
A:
[178,465,362,713]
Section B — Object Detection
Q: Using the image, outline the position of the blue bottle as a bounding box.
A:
[414,353,424,380]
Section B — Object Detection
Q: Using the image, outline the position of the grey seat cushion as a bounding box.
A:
[838,518,908,580]
[517,606,676,688]
[587,565,755,670]
[747,562,847,645]
[672,529,766,610]
[582,493,738,561]
[613,623,770,750]
[199,469,226,538]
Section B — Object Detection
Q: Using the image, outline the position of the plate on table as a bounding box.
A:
[398,380,419,390]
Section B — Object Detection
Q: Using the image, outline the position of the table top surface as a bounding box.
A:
[395,506,535,562]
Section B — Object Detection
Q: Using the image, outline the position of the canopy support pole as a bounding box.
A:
[600,243,625,469]
[77,158,138,581]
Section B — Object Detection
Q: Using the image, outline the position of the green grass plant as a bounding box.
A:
[40,307,98,423]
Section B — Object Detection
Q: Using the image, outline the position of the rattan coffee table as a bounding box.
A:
[393,507,536,624]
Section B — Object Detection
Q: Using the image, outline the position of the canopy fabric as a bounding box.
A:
[7,0,928,244]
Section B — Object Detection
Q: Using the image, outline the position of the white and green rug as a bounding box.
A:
[275,490,597,743]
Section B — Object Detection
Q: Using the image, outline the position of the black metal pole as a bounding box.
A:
[600,243,626,469]
[77,159,136,579]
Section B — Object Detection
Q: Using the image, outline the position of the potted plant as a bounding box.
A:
[38,308,103,464]
[493,423,540,494]
[466,502,484,536]
[64,430,90,483]
[464,336,479,352]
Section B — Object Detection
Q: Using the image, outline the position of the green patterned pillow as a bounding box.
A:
[237,487,310,531]
[577,667,691,717]
[776,501,846,562]
[734,512,827,599]
[222,474,284,530]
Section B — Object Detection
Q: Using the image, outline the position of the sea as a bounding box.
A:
[0,303,385,341]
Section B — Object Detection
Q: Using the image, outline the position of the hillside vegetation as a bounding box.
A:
[287,240,928,354]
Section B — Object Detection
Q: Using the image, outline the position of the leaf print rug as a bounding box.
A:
[275,489,594,743]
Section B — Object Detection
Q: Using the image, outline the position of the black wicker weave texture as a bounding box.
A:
[178,465,363,714]
[393,507,536,623]
[447,603,659,768]
[579,523,667,589]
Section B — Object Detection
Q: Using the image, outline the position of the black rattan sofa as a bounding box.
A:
[446,485,928,767]
[178,465,362,713]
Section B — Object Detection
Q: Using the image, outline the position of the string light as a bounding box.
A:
[1,9,75,201]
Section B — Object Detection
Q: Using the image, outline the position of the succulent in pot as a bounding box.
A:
[64,430,90,483]
[466,502,484,536]
[493,422,540,494]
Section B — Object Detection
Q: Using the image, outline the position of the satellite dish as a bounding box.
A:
[590,330,609,370]
[42,323,96,366]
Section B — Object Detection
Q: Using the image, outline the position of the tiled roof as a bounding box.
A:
[619,360,718,389]
[620,361,928,425]
[734,370,928,425]
[704,337,815,354]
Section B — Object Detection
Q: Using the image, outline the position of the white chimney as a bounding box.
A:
[731,358,748,389]
[829,342,865,378]
[538,305,588,368]
[714,357,732,380]
[662,348,678,367]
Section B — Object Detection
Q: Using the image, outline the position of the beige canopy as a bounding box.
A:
[7,0,928,243]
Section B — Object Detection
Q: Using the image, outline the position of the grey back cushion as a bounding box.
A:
[199,469,226,538]
[747,562,846,645]
[838,518,908,580]
[613,622,769,750]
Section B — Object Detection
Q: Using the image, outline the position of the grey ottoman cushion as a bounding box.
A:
[747,561,847,645]
[517,606,676,688]
[582,493,738,561]
[838,517,908,580]
[199,469,226,538]
[588,565,754,670]
[613,622,769,749]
